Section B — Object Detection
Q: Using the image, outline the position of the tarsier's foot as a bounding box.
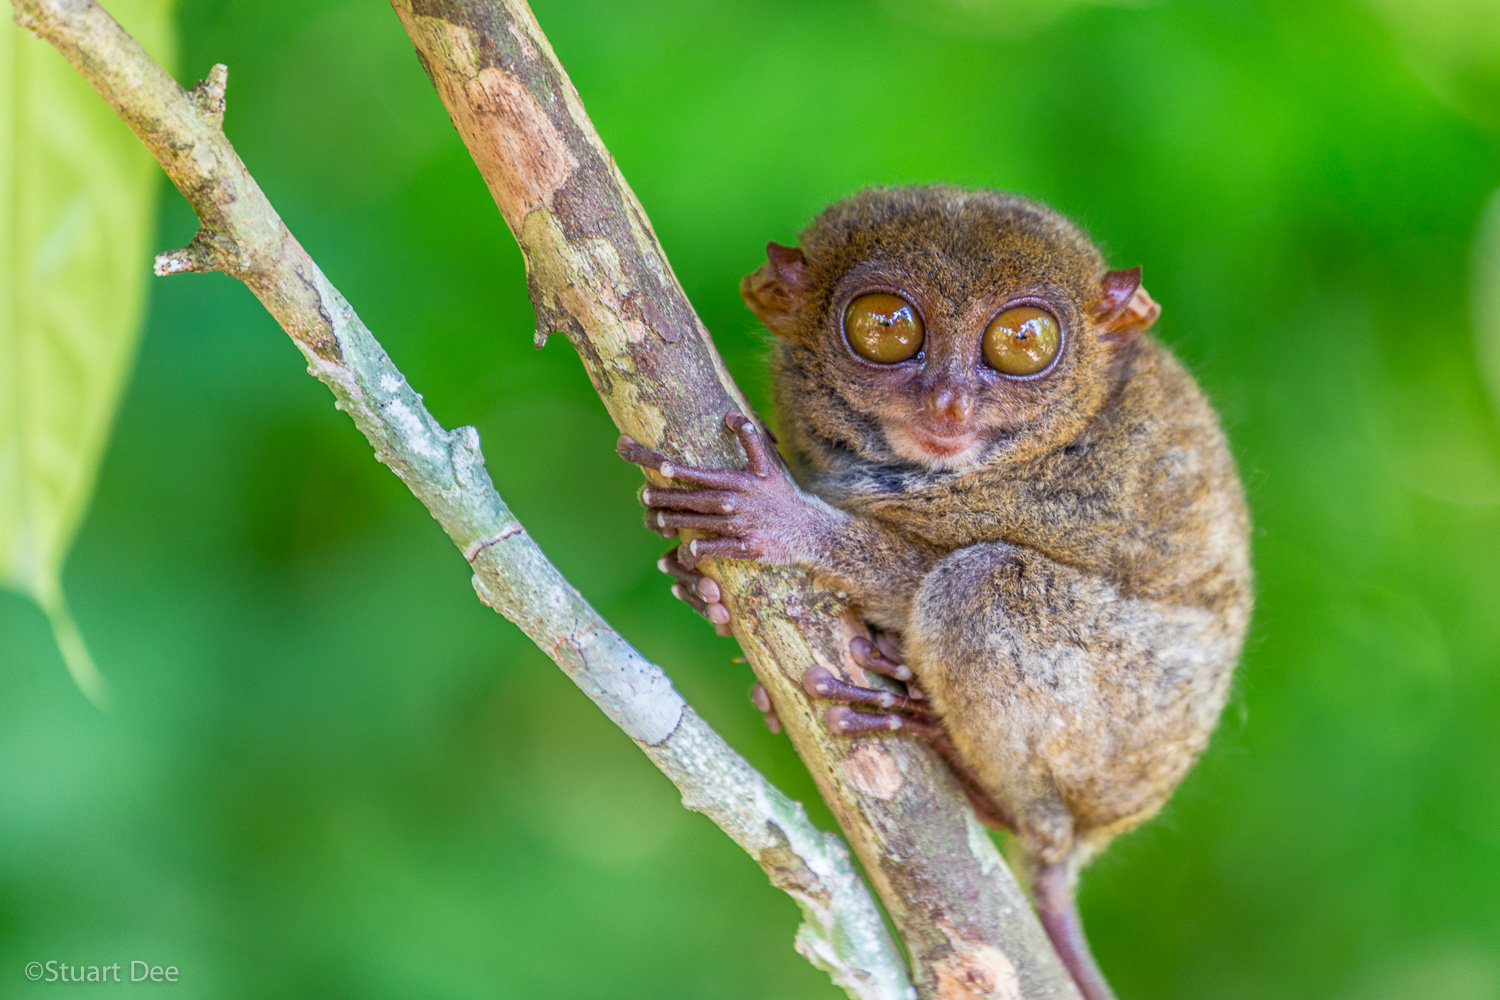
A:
[815,636,1015,831]
[809,634,936,737]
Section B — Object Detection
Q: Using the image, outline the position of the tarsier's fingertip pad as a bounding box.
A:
[802,664,836,698]
[751,682,772,713]
[825,705,857,734]
[706,603,730,625]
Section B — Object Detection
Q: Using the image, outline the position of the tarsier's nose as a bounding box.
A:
[925,384,974,423]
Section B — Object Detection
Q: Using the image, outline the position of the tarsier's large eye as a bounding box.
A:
[845,293,925,364]
[983,306,1060,376]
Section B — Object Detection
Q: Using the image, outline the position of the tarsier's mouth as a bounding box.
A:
[885,422,987,471]
[910,429,977,456]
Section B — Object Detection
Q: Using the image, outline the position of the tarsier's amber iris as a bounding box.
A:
[844,293,925,363]
[983,306,1061,376]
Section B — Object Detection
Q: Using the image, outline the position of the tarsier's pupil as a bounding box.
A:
[983,305,1060,376]
[845,292,924,363]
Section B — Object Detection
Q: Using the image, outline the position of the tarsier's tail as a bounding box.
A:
[1032,861,1119,1000]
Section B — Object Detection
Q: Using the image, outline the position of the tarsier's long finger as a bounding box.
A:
[644,508,679,538]
[751,682,782,734]
[617,436,746,490]
[849,636,914,683]
[656,552,700,589]
[670,581,710,617]
[804,664,931,717]
[617,435,669,470]
[652,510,734,534]
[725,413,773,477]
[678,536,755,567]
[641,487,739,514]
[669,584,731,636]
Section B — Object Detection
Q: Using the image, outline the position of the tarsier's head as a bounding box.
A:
[743,186,1159,473]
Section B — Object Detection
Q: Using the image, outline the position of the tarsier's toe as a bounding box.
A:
[872,629,905,667]
[802,663,922,713]
[801,663,837,698]
[849,635,914,683]
[825,705,903,735]
[750,682,781,734]
[646,508,679,538]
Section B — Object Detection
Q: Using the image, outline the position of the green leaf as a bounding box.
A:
[1,1,176,704]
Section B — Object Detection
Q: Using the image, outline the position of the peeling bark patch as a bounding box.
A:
[841,746,904,800]
[932,940,1021,1000]
[549,179,686,344]
[465,66,577,215]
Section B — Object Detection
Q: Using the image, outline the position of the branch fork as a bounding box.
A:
[154,225,232,276]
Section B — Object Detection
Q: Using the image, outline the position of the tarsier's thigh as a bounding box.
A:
[904,542,1237,863]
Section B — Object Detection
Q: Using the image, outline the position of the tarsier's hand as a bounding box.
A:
[618,413,831,569]
[620,413,846,732]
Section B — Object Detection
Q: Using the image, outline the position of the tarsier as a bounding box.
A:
[619,186,1251,1000]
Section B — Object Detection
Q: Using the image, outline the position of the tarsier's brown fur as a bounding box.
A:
[624,185,1251,999]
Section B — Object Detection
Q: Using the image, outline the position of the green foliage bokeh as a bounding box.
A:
[3,0,1499,997]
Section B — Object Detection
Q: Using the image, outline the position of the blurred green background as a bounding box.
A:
[4,0,1500,997]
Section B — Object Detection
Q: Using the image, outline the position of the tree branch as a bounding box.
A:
[9,2,912,997]
[388,3,1081,998]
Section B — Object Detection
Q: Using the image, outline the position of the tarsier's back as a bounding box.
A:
[628,185,1252,1000]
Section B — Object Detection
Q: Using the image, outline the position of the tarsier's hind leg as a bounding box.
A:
[908,541,1233,859]
[905,541,1233,1000]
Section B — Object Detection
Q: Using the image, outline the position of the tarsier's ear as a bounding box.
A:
[741,242,808,340]
[1094,266,1160,346]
